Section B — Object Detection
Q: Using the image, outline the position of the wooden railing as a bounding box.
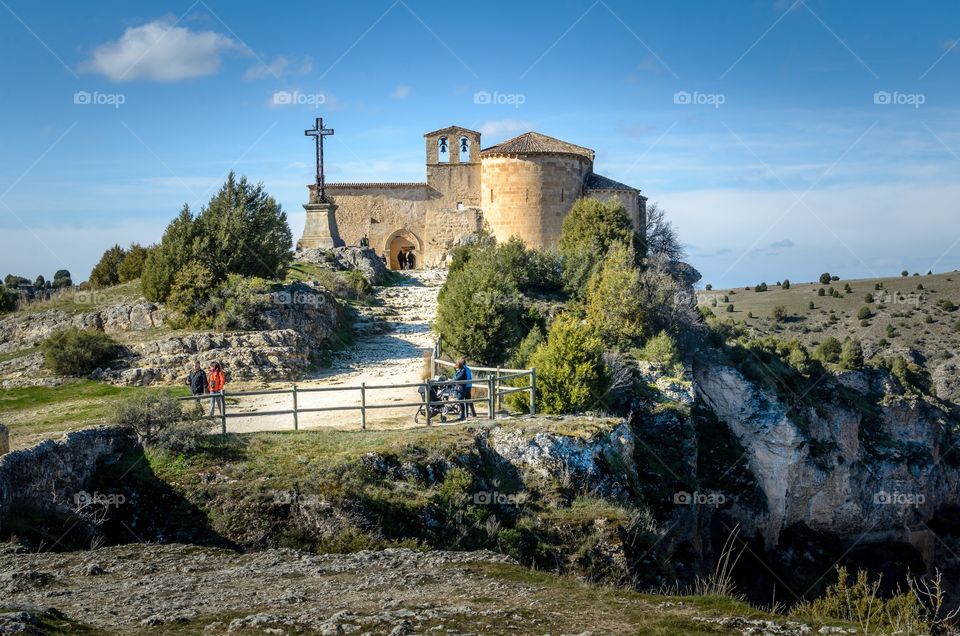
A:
[178,341,535,433]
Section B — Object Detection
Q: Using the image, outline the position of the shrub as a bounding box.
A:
[840,338,864,370]
[886,324,898,338]
[528,315,610,414]
[705,284,712,291]
[115,392,209,454]
[792,566,924,633]
[42,327,118,376]
[787,342,813,375]
[808,301,815,310]
[89,244,126,289]
[165,261,218,329]
[857,306,872,320]
[726,304,734,313]
[639,331,681,370]
[843,283,852,294]
[864,293,874,303]
[902,270,909,277]
[819,273,832,285]
[771,305,788,322]
[117,243,150,282]
[782,279,791,289]
[0,285,17,312]
[814,337,842,364]
[818,288,826,297]
[917,283,924,290]
[755,282,768,292]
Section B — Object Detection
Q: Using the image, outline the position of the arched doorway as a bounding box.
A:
[385,230,422,270]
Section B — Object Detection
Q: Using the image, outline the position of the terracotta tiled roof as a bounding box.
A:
[423,125,482,137]
[480,132,595,160]
[584,173,638,192]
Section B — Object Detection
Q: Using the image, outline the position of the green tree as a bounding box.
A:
[435,257,523,365]
[585,243,647,346]
[193,172,292,282]
[819,273,832,285]
[34,275,46,289]
[4,274,29,287]
[528,314,610,414]
[857,306,873,320]
[89,244,127,289]
[772,305,788,322]
[840,338,864,370]
[142,206,197,303]
[118,243,150,282]
[141,173,292,303]
[53,269,72,288]
[558,197,639,297]
[782,279,791,289]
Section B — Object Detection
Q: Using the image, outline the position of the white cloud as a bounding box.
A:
[392,85,412,99]
[479,119,534,142]
[244,56,312,81]
[80,18,239,82]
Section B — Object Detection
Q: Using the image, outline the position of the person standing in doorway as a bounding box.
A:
[406,251,416,270]
[359,235,369,247]
[208,362,226,417]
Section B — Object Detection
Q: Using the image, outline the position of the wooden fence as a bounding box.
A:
[178,342,535,434]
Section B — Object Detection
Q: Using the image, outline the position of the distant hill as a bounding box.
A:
[698,270,960,367]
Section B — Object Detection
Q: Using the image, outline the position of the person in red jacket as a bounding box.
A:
[208,362,225,417]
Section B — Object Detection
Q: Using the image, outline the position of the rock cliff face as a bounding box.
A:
[0,426,134,521]
[694,359,960,559]
[0,283,341,387]
[0,301,164,354]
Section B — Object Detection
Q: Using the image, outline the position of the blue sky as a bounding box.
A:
[1,0,959,287]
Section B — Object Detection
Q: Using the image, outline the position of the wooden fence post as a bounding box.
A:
[360,383,367,430]
[292,385,299,431]
[529,369,537,417]
[425,379,432,426]
[220,390,228,435]
[496,367,502,410]
[488,375,496,421]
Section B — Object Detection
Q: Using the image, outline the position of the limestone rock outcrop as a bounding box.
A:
[295,246,389,285]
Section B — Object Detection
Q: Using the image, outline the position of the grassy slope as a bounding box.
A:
[700,270,960,361]
[14,280,144,316]
[2,380,190,450]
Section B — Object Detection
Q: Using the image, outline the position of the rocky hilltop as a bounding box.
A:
[0,281,341,388]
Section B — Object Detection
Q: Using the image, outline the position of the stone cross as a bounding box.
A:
[305,117,334,203]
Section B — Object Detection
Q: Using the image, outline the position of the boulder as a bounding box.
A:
[296,246,389,285]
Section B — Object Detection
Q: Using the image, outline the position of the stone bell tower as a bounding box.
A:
[423,125,482,209]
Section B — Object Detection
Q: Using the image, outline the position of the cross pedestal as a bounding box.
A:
[298,201,341,250]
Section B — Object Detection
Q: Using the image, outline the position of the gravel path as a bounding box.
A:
[225,269,445,433]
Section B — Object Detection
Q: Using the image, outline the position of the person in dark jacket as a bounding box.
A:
[453,359,469,421]
[186,361,207,395]
[186,361,208,414]
[406,251,416,270]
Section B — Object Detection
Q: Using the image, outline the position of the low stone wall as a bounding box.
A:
[0,426,135,522]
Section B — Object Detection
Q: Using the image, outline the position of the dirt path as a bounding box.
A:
[225,269,445,433]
